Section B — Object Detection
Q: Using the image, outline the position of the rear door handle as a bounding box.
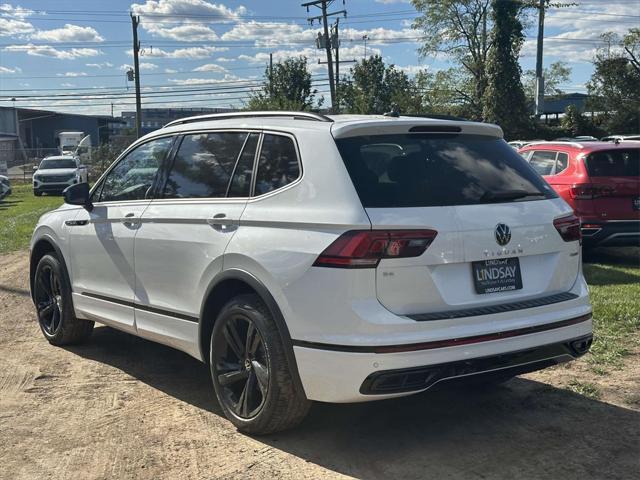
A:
[207,213,236,232]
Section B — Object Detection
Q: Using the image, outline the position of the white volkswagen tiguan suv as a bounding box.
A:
[30,112,593,434]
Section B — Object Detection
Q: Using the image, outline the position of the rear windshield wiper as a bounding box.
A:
[480,189,546,202]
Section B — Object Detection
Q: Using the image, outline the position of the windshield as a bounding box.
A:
[39,158,77,169]
[586,149,639,177]
[335,133,556,208]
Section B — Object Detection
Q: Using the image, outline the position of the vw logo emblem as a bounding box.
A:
[495,223,511,246]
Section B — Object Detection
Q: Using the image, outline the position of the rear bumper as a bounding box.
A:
[360,334,592,395]
[581,221,640,247]
[293,314,592,402]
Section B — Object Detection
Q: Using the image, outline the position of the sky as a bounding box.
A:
[0,0,638,116]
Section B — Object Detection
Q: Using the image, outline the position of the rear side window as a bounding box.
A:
[586,149,639,177]
[529,151,557,176]
[335,134,556,208]
[164,132,247,198]
[254,134,300,196]
[556,152,569,173]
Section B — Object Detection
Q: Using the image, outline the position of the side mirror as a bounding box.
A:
[63,183,93,211]
[33,165,39,171]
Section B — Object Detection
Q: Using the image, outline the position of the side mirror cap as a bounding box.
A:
[63,182,93,211]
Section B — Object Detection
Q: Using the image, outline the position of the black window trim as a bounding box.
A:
[90,134,178,205]
[248,130,303,201]
[528,149,565,176]
[151,128,262,202]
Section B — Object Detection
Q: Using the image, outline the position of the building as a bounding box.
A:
[0,106,124,174]
[120,107,237,135]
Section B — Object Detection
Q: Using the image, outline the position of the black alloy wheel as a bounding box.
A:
[213,314,269,419]
[35,263,63,336]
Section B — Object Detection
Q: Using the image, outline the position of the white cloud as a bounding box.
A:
[0,65,21,73]
[0,4,35,18]
[131,45,227,59]
[0,17,34,36]
[131,0,246,41]
[31,24,104,42]
[57,71,88,77]
[193,63,228,73]
[3,44,102,59]
[164,68,178,73]
[521,1,639,63]
[60,82,75,87]
[216,56,235,62]
[167,74,243,86]
[120,62,158,71]
[86,62,114,68]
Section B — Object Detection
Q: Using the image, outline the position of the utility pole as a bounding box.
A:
[362,34,368,59]
[535,0,545,118]
[303,0,346,112]
[130,13,142,138]
[269,53,274,99]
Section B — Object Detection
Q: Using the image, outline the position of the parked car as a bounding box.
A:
[30,112,593,434]
[32,155,88,196]
[0,175,11,199]
[519,141,640,247]
[601,134,640,143]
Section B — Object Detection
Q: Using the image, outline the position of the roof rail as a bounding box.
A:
[524,141,586,149]
[163,111,333,128]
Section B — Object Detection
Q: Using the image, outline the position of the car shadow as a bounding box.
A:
[583,247,640,267]
[583,263,640,286]
[65,326,640,479]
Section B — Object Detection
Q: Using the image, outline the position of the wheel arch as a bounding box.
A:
[30,235,70,303]
[198,268,305,393]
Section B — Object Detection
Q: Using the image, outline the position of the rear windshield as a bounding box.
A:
[335,134,556,208]
[586,149,639,177]
[40,158,76,169]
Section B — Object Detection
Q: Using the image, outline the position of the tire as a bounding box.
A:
[210,294,310,435]
[34,190,42,197]
[33,254,94,345]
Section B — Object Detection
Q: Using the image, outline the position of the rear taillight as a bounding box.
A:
[554,214,581,243]
[569,183,615,199]
[313,230,438,268]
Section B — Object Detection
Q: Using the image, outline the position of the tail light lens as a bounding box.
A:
[569,183,615,199]
[313,230,438,268]
[554,214,581,243]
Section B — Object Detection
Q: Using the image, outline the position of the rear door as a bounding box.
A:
[584,147,640,220]
[335,133,579,316]
[133,130,258,356]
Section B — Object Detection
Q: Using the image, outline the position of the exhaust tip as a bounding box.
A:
[569,336,593,356]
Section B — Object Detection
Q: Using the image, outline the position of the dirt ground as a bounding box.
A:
[1,250,638,480]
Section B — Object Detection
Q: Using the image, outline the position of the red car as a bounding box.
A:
[518,141,640,247]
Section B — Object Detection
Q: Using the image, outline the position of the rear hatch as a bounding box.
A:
[583,147,640,220]
[333,125,581,316]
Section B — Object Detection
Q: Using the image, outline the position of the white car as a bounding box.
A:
[33,155,88,196]
[0,175,11,199]
[29,112,593,434]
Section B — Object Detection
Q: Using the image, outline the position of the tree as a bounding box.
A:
[339,55,421,114]
[482,0,530,138]
[415,68,474,117]
[247,57,321,111]
[412,0,492,120]
[523,61,572,98]
[560,105,587,136]
[587,28,640,134]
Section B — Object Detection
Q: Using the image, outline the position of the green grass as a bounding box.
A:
[583,248,640,371]
[567,379,601,399]
[0,184,64,254]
